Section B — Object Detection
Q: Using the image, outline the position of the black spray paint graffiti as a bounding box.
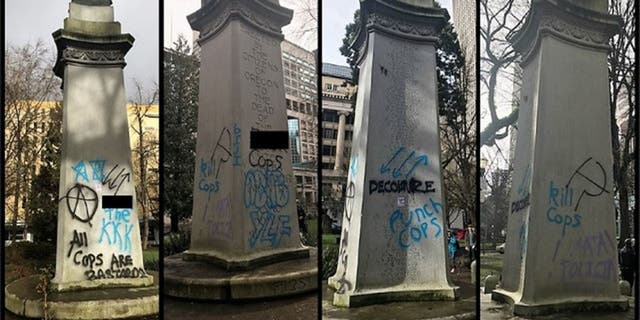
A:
[336,181,356,294]
[546,158,609,237]
[565,157,609,211]
[62,183,99,227]
[210,127,233,179]
[368,178,435,194]
[249,149,283,170]
[102,165,131,195]
[67,230,88,258]
[76,253,147,281]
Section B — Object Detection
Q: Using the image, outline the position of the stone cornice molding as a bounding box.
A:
[189,0,293,46]
[509,0,621,66]
[62,47,126,66]
[52,29,134,79]
[352,0,448,65]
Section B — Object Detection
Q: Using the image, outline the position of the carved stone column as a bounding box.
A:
[163,0,317,301]
[5,1,158,319]
[333,111,348,172]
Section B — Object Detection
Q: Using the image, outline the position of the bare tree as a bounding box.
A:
[479,0,528,146]
[608,0,636,247]
[130,80,159,249]
[5,41,60,241]
[282,0,317,49]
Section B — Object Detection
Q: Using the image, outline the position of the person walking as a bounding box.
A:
[619,238,636,291]
[448,231,458,273]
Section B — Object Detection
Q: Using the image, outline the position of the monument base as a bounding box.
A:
[5,272,159,319]
[164,248,318,300]
[51,275,154,292]
[183,246,310,271]
[332,286,459,308]
[492,288,629,316]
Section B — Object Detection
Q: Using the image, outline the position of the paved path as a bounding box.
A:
[480,291,635,320]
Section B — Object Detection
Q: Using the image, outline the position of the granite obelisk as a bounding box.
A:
[51,0,152,292]
[327,0,457,307]
[492,0,627,315]
[164,0,317,300]
[5,1,158,319]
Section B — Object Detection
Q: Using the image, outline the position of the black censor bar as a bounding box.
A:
[250,131,289,149]
[102,195,133,209]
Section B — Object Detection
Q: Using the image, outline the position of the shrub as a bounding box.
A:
[322,245,339,280]
[163,230,191,257]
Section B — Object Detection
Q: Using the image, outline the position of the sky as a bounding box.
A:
[6,0,159,99]
[164,0,318,52]
[322,0,453,66]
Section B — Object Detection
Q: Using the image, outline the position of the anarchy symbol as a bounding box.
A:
[64,183,99,227]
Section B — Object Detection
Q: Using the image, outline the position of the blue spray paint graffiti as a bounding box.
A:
[244,168,291,248]
[388,198,443,249]
[244,168,289,210]
[249,211,291,248]
[233,124,241,167]
[511,165,531,214]
[379,147,429,180]
[72,160,90,182]
[546,180,581,237]
[88,160,107,181]
[98,208,133,253]
[199,158,220,196]
[349,155,358,178]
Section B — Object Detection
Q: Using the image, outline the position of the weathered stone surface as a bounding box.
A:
[164,249,318,300]
[50,1,151,293]
[327,0,455,308]
[493,0,626,316]
[5,273,158,319]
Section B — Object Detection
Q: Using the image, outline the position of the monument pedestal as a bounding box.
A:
[327,0,457,307]
[5,1,157,318]
[165,249,317,300]
[5,273,159,320]
[493,0,627,316]
[163,0,317,300]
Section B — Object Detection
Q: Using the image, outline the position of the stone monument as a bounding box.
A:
[492,0,627,316]
[5,1,158,319]
[164,0,317,300]
[327,0,457,307]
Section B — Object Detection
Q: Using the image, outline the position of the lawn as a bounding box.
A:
[322,234,339,249]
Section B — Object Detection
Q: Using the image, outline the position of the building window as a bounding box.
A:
[323,128,337,139]
[323,110,338,122]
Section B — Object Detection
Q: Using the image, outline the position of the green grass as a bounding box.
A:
[322,234,339,248]
[143,248,160,271]
[480,252,503,282]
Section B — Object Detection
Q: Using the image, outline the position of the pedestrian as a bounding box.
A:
[297,204,307,234]
[448,231,458,273]
[619,238,635,291]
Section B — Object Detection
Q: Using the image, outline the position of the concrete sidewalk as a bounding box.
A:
[480,291,635,320]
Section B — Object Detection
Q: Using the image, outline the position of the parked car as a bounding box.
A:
[496,243,505,254]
